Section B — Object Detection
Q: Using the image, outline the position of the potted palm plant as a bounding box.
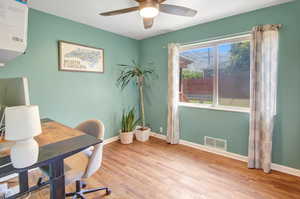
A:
[117,60,155,142]
[120,107,139,144]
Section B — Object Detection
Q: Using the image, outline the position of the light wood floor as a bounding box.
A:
[28,137,300,199]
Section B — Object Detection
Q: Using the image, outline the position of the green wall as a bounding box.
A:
[0,9,140,139]
[139,1,300,169]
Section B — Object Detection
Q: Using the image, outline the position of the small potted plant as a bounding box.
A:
[117,60,155,142]
[120,108,139,144]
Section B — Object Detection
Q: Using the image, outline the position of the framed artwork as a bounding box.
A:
[58,41,104,73]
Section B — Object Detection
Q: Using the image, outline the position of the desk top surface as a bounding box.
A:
[0,119,85,157]
[0,119,102,177]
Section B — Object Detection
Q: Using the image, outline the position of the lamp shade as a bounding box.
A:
[5,105,41,141]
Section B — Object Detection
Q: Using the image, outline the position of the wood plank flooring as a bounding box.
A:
[27,137,300,198]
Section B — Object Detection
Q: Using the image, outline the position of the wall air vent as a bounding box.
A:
[204,136,227,151]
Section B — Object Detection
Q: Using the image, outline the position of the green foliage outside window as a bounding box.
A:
[182,70,204,79]
[223,41,250,74]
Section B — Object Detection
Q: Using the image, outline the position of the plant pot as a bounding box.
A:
[135,127,151,142]
[120,131,134,144]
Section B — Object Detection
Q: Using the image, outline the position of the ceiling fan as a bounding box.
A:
[99,0,197,29]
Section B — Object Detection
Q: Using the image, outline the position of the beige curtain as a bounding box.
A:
[248,24,281,173]
[167,43,180,144]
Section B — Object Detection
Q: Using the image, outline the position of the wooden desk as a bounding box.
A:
[0,119,85,157]
[0,119,102,199]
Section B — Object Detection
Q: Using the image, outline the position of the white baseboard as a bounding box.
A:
[271,163,300,177]
[104,136,119,145]
[151,132,167,140]
[179,139,248,162]
[151,132,300,177]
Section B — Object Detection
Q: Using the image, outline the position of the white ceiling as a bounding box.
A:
[29,0,292,40]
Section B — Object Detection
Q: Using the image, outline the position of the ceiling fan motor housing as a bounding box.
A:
[139,0,159,10]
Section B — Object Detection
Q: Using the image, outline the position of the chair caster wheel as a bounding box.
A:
[106,188,112,195]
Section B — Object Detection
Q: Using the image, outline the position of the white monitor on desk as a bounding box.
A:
[0,77,30,129]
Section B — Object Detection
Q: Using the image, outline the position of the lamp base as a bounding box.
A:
[10,138,39,168]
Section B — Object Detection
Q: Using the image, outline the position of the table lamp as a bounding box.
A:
[5,105,42,168]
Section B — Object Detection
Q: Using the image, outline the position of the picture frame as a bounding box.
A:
[58,41,104,73]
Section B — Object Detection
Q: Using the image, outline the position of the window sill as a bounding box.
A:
[178,102,250,113]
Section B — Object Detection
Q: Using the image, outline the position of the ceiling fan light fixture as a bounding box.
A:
[139,6,159,18]
[139,1,159,18]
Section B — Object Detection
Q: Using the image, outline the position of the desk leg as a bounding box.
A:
[49,160,65,199]
[19,171,29,193]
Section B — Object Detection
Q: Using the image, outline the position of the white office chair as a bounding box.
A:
[39,120,111,198]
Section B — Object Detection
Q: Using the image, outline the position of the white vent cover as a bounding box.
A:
[204,136,227,151]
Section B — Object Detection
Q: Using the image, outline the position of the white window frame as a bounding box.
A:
[178,34,251,113]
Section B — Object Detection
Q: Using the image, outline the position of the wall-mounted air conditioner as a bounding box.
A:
[0,0,28,67]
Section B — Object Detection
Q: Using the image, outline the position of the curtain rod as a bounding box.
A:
[179,31,251,46]
[162,30,251,49]
[163,24,282,48]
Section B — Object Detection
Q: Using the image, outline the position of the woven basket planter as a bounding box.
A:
[135,127,151,142]
[120,131,134,144]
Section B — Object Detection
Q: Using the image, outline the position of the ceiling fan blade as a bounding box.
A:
[160,4,197,17]
[143,18,154,29]
[100,7,139,16]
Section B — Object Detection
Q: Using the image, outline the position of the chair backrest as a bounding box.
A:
[75,120,105,178]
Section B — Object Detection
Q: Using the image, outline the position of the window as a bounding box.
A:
[179,35,251,111]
